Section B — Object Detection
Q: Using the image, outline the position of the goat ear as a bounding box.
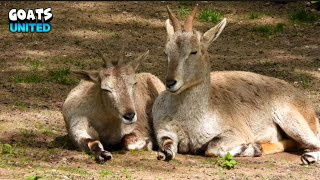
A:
[165,19,175,37]
[71,70,100,82]
[130,50,149,70]
[202,18,227,46]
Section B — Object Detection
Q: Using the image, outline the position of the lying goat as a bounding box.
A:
[153,6,320,164]
[63,49,165,162]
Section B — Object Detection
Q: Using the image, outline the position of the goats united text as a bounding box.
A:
[8,8,53,33]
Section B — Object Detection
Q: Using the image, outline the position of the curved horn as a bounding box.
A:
[184,4,198,32]
[166,6,181,32]
[117,45,126,65]
[97,50,110,67]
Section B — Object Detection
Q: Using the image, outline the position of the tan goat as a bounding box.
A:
[63,49,165,162]
[153,5,320,164]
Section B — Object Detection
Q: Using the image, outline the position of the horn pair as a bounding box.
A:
[167,4,198,32]
[98,46,126,68]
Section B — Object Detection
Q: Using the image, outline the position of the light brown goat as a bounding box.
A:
[63,49,165,162]
[153,5,320,164]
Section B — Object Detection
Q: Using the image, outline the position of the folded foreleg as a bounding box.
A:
[68,116,112,163]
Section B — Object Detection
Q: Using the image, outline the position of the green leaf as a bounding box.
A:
[225,152,232,160]
[25,176,41,180]
[216,152,237,169]
[230,159,237,164]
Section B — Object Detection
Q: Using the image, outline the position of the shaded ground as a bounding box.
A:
[0,1,320,179]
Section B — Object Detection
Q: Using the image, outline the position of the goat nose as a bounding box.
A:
[123,112,135,121]
[166,79,177,89]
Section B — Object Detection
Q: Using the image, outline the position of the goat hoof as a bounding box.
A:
[253,143,262,157]
[255,143,262,151]
[157,148,174,162]
[301,153,316,165]
[95,151,112,163]
[101,151,112,160]
[157,151,166,160]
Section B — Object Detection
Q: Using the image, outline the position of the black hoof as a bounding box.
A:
[301,153,316,165]
[95,151,112,163]
[157,148,174,162]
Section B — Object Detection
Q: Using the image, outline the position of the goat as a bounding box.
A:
[152,5,320,164]
[63,49,165,162]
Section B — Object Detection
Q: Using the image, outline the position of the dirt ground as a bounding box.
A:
[0,1,320,179]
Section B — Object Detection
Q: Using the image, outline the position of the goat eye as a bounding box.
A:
[102,89,112,93]
[133,82,137,86]
[190,51,197,55]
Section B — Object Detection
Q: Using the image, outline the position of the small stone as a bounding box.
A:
[187,159,197,165]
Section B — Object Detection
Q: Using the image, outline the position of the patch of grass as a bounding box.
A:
[269,70,290,80]
[48,68,74,85]
[21,129,37,139]
[290,9,318,23]
[29,60,42,71]
[261,60,277,67]
[295,73,313,88]
[253,23,286,37]
[216,152,237,169]
[12,58,45,84]
[100,170,113,178]
[11,74,44,83]
[13,100,28,111]
[48,148,58,155]
[18,156,32,166]
[81,150,96,161]
[41,129,55,136]
[74,61,86,70]
[35,123,55,136]
[198,9,223,24]
[249,12,262,20]
[122,168,133,180]
[0,143,16,157]
[74,40,81,46]
[22,58,42,71]
[178,6,191,17]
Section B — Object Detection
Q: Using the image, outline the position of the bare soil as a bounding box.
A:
[0,1,320,179]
